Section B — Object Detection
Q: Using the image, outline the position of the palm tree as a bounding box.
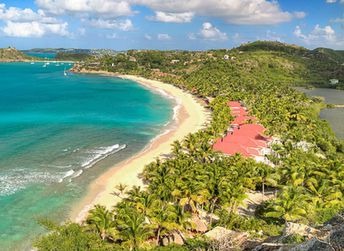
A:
[171,140,183,156]
[149,201,178,245]
[112,183,128,199]
[86,205,116,240]
[256,163,279,196]
[265,186,309,223]
[116,207,152,250]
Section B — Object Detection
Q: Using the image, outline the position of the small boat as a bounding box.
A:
[42,63,47,68]
[30,62,34,65]
[64,68,67,76]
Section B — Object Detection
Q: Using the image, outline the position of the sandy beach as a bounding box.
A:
[71,72,210,222]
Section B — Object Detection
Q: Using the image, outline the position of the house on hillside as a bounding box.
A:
[223,55,229,60]
[171,59,180,64]
[129,56,137,62]
[329,79,339,85]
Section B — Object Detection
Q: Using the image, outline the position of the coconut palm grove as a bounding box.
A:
[32,41,344,250]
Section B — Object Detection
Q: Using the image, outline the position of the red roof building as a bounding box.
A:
[213,101,271,159]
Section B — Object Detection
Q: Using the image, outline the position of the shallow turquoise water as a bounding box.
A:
[0,63,173,250]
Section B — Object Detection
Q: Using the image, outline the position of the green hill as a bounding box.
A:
[55,52,94,61]
[0,47,36,62]
[313,47,344,64]
[235,41,344,87]
[86,41,343,89]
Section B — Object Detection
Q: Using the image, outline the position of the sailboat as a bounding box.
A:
[64,67,67,76]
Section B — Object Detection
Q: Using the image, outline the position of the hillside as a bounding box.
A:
[236,41,344,87]
[0,47,36,62]
[78,41,343,89]
[314,47,344,64]
[55,52,94,61]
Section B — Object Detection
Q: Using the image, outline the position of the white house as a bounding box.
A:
[329,79,339,85]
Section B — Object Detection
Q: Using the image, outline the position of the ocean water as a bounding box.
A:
[0,63,173,250]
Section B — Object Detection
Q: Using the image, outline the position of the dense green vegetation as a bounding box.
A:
[55,52,94,61]
[35,41,344,250]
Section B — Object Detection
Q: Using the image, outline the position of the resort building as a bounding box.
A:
[213,101,272,164]
[329,79,339,85]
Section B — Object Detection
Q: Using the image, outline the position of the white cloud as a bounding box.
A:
[326,0,344,3]
[157,33,171,40]
[0,3,57,23]
[294,25,307,40]
[2,21,69,37]
[293,11,306,19]
[36,0,304,25]
[149,11,194,23]
[35,0,134,17]
[77,27,86,36]
[88,18,133,30]
[0,3,70,38]
[332,17,344,23]
[294,24,343,48]
[135,0,304,25]
[188,33,196,40]
[199,22,227,41]
[144,33,152,40]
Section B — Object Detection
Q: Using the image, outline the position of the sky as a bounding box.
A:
[0,0,343,50]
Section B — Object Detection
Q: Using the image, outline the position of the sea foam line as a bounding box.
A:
[58,144,127,183]
[81,144,127,169]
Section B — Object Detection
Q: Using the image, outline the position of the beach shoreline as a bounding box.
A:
[70,70,210,222]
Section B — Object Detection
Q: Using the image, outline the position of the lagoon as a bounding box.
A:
[297,87,344,139]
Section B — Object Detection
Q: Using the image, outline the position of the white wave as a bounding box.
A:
[0,170,58,196]
[45,164,72,169]
[58,169,75,183]
[72,148,80,153]
[68,169,83,182]
[155,89,174,100]
[81,144,126,169]
[173,104,181,121]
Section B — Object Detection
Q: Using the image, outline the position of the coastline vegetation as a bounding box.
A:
[35,41,344,250]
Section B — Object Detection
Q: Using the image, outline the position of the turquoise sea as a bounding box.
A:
[0,63,173,250]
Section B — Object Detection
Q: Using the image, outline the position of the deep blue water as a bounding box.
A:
[0,62,173,250]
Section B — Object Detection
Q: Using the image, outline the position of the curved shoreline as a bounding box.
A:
[70,72,211,222]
